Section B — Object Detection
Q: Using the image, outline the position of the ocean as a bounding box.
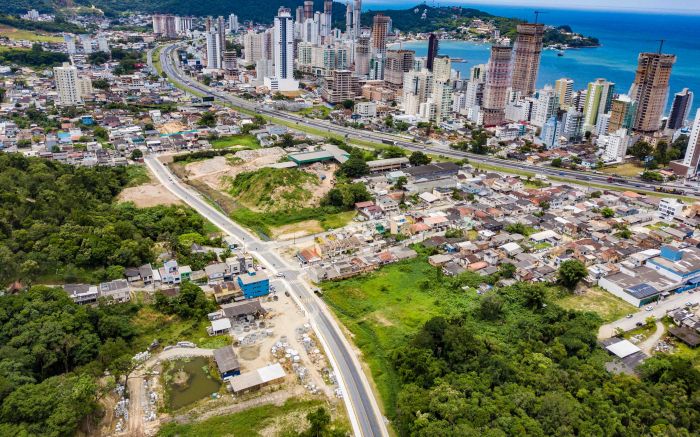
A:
[374,2,700,114]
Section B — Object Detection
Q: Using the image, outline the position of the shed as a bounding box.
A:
[213,345,241,378]
[229,363,286,392]
[606,339,641,358]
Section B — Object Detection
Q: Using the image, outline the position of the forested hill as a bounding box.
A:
[0,153,208,286]
[6,0,348,22]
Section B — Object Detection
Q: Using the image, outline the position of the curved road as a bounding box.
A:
[145,156,387,437]
[159,42,700,200]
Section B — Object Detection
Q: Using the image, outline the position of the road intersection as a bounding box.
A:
[145,156,387,437]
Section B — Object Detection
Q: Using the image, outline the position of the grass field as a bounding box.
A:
[131,306,230,351]
[600,162,644,177]
[321,256,479,418]
[555,287,636,323]
[210,134,260,149]
[124,165,152,187]
[157,398,346,437]
[299,105,332,119]
[0,25,63,43]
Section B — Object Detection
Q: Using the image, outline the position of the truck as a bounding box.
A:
[382,139,397,146]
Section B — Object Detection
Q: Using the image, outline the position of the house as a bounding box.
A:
[221,299,267,319]
[180,265,192,281]
[213,345,241,379]
[139,263,154,284]
[124,267,141,283]
[98,279,131,302]
[236,272,270,299]
[159,260,181,284]
[646,246,700,283]
[64,284,99,305]
[205,262,228,282]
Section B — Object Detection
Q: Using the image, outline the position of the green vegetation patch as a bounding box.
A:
[210,133,260,149]
[321,256,481,417]
[226,167,319,212]
[324,256,700,435]
[158,398,343,437]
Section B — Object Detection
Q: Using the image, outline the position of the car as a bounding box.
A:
[276,272,285,278]
[626,314,633,318]
[636,322,644,327]
[645,306,653,311]
[686,302,693,307]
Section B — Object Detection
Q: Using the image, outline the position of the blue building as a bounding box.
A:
[237,271,270,299]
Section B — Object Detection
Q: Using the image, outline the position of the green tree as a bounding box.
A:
[383,146,406,159]
[557,259,588,289]
[409,151,431,166]
[600,207,614,218]
[551,157,563,168]
[197,111,217,128]
[92,78,109,90]
[131,149,143,160]
[340,156,369,178]
[628,140,653,161]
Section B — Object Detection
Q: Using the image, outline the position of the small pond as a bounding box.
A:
[164,357,221,410]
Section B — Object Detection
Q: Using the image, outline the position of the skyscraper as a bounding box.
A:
[322,0,333,38]
[265,7,298,92]
[608,95,637,132]
[667,88,693,130]
[304,0,314,20]
[353,0,362,39]
[583,78,615,132]
[53,62,82,106]
[432,56,451,83]
[354,36,370,76]
[205,30,222,69]
[426,33,439,72]
[554,78,574,109]
[370,14,390,56]
[217,16,226,60]
[482,45,513,127]
[679,109,700,177]
[510,23,544,97]
[630,52,676,134]
[346,2,353,36]
[385,49,415,90]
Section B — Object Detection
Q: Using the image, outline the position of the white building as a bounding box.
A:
[531,85,558,128]
[205,30,222,69]
[53,62,82,106]
[355,101,377,118]
[658,198,685,220]
[598,128,630,163]
[265,7,299,92]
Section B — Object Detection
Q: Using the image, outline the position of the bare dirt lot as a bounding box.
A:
[185,148,287,190]
[271,220,325,240]
[118,183,183,208]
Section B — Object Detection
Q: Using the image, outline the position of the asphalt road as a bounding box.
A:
[598,291,700,339]
[145,156,387,437]
[159,42,700,200]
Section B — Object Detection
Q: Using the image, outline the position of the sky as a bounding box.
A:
[363,0,700,14]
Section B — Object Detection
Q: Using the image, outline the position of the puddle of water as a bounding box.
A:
[165,357,221,410]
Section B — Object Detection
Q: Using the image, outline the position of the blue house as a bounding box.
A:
[237,271,270,299]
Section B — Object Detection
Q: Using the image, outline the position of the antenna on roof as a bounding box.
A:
[657,39,665,54]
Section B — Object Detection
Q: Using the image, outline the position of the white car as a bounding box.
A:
[276,272,285,278]
[645,306,653,311]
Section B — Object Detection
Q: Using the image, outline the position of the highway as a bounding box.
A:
[159,42,700,200]
[144,156,387,437]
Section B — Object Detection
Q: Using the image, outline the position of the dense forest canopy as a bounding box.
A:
[0,153,208,286]
[0,282,213,436]
[391,282,700,436]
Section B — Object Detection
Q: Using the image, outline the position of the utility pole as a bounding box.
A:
[533,10,547,24]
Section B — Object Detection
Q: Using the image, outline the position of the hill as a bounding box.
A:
[226,167,323,212]
[7,0,348,23]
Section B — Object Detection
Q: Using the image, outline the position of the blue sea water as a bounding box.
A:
[374,2,700,114]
